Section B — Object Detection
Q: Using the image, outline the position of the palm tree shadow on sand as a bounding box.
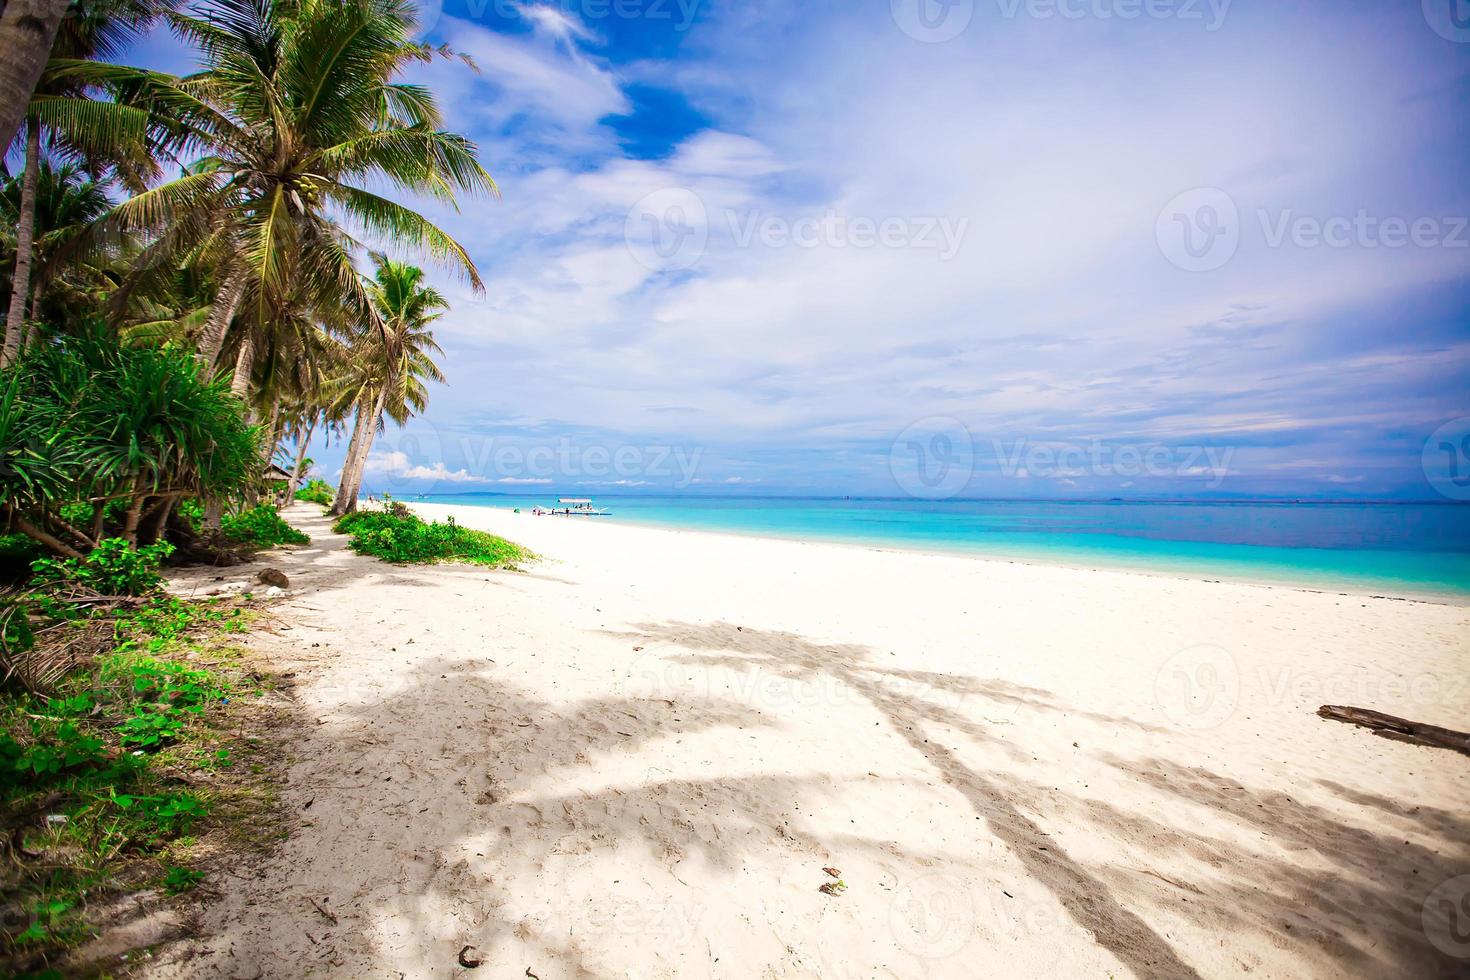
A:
[153,610,1466,978]
[602,620,1470,979]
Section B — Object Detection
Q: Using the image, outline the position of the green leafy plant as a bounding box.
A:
[110,790,208,841]
[334,511,531,568]
[219,505,308,549]
[293,479,334,506]
[30,539,173,597]
[162,866,205,895]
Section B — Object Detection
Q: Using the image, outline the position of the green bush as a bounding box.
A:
[220,505,309,548]
[30,539,173,597]
[294,479,334,506]
[333,510,530,568]
[0,330,260,556]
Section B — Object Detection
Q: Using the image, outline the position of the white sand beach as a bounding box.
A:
[154,502,1470,979]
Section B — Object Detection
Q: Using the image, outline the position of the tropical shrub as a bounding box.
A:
[334,510,530,568]
[0,331,260,557]
[294,479,334,506]
[30,539,173,597]
[219,505,308,549]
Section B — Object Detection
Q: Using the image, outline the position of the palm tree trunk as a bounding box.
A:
[2,117,40,369]
[230,332,256,399]
[121,495,147,545]
[330,391,385,516]
[0,0,67,156]
[288,415,316,498]
[343,390,387,514]
[5,508,84,559]
[329,397,372,516]
[197,271,244,368]
[21,289,40,351]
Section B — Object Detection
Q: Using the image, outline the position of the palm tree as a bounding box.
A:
[106,0,493,391]
[329,257,445,516]
[1,0,166,367]
[0,159,114,346]
[0,0,70,154]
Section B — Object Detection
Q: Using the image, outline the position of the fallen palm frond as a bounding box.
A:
[1,584,153,696]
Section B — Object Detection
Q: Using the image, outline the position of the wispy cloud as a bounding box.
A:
[310,3,1470,498]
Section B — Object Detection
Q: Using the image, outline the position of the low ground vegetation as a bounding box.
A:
[0,539,285,976]
[335,508,532,568]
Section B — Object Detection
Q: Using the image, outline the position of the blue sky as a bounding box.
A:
[135,0,1470,500]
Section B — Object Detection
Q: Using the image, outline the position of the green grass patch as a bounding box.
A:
[334,510,532,568]
[219,504,309,549]
[0,588,270,971]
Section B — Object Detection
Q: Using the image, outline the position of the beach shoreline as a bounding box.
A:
[410,500,1470,606]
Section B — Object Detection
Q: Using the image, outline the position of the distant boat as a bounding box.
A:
[533,497,610,516]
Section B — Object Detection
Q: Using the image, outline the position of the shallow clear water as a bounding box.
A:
[416,494,1470,597]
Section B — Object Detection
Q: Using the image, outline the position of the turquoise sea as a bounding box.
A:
[419,495,1470,599]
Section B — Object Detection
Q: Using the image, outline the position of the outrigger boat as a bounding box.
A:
[532,497,611,516]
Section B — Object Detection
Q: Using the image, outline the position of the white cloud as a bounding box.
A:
[364,452,492,484]
[377,3,1468,496]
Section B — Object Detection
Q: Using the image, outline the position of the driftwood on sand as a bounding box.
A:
[1318,705,1470,756]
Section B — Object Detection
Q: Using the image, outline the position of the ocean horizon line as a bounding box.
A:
[381,490,1470,507]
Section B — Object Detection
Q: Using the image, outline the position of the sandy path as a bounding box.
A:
[148,502,1470,979]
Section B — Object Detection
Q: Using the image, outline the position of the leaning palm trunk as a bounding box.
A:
[343,391,387,513]
[2,119,40,368]
[286,415,316,499]
[331,390,385,516]
[197,272,245,368]
[341,394,386,512]
[230,332,256,399]
[329,396,373,516]
[0,0,67,155]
